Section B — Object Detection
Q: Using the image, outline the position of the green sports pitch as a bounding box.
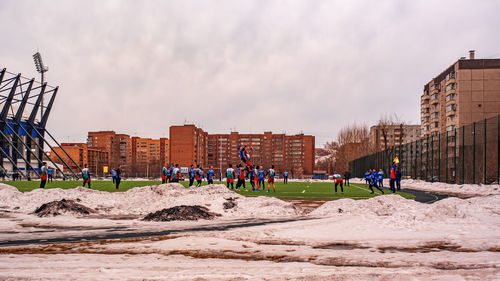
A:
[1,180,415,201]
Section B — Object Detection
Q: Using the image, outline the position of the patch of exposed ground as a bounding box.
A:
[0,240,497,271]
[284,200,326,214]
[223,197,237,209]
[143,205,221,221]
[34,199,95,217]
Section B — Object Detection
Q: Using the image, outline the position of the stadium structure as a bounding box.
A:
[0,67,80,179]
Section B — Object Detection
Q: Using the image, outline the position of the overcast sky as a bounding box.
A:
[1,0,499,147]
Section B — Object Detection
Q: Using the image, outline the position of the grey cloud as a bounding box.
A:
[0,0,499,146]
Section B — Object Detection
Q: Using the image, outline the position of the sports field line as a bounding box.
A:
[348,184,374,194]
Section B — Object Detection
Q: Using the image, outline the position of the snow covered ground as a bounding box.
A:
[351,177,500,197]
[0,182,499,280]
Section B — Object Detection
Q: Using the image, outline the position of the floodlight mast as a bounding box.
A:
[32,52,49,120]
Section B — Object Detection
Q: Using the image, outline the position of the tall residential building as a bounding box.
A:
[130,137,169,176]
[170,125,315,176]
[116,134,132,168]
[421,51,500,137]
[86,131,168,176]
[169,125,208,168]
[87,131,121,168]
[369,124,421,151]
[50,143,109,175]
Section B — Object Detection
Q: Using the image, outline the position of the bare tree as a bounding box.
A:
[375,114,406,151]
[333,123,374,173]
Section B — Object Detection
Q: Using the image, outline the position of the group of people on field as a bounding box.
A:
[225,163,286,193]
[160,160,289,193]
[161,163,215,186]
[38,162,123,190]
[364,165,401,194]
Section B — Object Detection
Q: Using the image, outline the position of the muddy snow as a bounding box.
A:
[0,182,499,280]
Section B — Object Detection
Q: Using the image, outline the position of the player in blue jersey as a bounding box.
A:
[188,164,195,187]
[207,166,214,184]
[248,165,256,192]
[365,170,371,184]
[369,169,384,194]
[111,168,117,184]
[258,167,265,191]
[377,169,384,187]
[168,163,174,183]
[283,171,289,184]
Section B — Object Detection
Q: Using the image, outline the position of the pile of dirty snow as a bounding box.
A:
[402,179,500,197]
[0,183,302,218]
[309,193,500,224]
[143,205,221,221]
[34,198,95,217]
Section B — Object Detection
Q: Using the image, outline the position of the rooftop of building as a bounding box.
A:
[423,51,500,91]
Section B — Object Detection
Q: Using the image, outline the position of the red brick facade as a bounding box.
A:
[170,125,315,176]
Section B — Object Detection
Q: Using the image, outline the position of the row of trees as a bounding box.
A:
[316,114,407,174]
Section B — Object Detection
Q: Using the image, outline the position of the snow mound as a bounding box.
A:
[310,194,500,222]
[402,179,500,197]
[34,198,96,217]
[0,183,302,218]
[143,205,221,221]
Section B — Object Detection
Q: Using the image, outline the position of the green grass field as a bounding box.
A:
[1,180,414,201]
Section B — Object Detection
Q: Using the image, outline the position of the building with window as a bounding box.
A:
[369,124,421,151]
[421,51,500,137]
[170,125,315,177]
[86,131,168,176]
[50,143,109,176]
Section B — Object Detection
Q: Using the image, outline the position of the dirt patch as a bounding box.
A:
[284,200,325,214]
[377,241,485,253]
[143,205,221,221]
[34,199,96,217]
[223,197,237,209]
[314,242,370,250]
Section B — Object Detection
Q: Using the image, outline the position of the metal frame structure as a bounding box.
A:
[0,68,81,179]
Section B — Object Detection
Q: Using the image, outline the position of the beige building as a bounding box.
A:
[421,51,500,136]
[370,124,420,151]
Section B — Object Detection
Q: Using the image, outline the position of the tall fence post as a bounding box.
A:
[431,134,434,181]
[498,115,500,184]
[473,122,476,184]
[484,119,487,184]
[438,132,441,182]
[454,128,457,184]
[462,125,465,184]
[445,130,448,183]
[426,135,430,181]
[420,138,423,180]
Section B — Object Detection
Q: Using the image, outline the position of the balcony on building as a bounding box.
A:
[430,96,439,105]
[445,72,456,86]
[430,83,440,94]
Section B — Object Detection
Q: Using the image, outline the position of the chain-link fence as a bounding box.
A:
[349,115,500,184]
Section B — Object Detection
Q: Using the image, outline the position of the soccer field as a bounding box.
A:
[1,180,414,200]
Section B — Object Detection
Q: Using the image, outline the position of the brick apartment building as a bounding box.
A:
[51,131,169,176]
[421,51,500,137]
[50,143,109,176]
[52,126,313,177]
[86,131,126,168]
[131,137,169,176]
[169,125,208,168]
[369,124,420,151]
[170,125,315,177]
